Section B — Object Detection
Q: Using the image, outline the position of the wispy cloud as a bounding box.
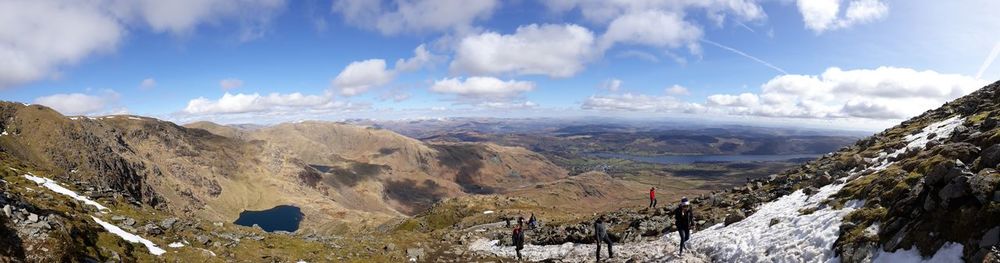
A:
[975,41,1000,80]
[701,39,788,75]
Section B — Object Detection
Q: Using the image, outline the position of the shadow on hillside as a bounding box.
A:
[385,179,445,215]
[431,144,496,194]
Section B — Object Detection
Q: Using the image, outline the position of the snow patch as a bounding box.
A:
[168,242,185,248]
[468,233,709,262]
[23,174,108,211]
[128,117,141,120]
[483,210,494,214]
[872,242,964,263]
[687,181,863,262]
[69,117,79,120]
[0,130,7,136]
[92,216,166,256]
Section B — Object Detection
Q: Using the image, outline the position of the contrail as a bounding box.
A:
[701,39,788,75]
[975,41,1000,80]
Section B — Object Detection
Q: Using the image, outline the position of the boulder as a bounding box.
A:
[982,227,999,248]
[142,224,163,235]
[933,143,981,164]
[724,211,746,226]
[970,169,1000,203]
[2,205,11,218]
[123,218,136,226]
[979,144,1000,170]
[27,213,38,223]
[406,248,425,261]
[160,217,178,229]
[938,176,972,205]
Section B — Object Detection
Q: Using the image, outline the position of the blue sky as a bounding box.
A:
[2,0,999,130]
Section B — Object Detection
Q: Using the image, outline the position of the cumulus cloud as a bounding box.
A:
[332,44,437,96]
[0,0,287,89]
[332,0,498,35]
[394,44,438,72]
[666,85,691,96]
[450,24,596,78]
[582,93,702,112]
[182,92,335,115]
[34,90,122,116]
[220,78,244,90]
[140,78,156,89]
[332,59,394,96]
[705,67,986,119]
[430,77,537,108]
[797,0,888,33]
[0,0,121,89]
[598,10,703,53]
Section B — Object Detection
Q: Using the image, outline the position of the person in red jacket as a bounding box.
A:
[648,187,657,209]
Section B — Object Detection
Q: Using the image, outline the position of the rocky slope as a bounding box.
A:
[425,81,1000,262]
[0,103,567,233]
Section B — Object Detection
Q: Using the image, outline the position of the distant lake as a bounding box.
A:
[233,205,303,232]
[590,153,822,165]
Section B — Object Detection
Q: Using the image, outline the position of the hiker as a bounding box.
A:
[513,217,525,261]
[594,215,613,261]
[674,197,695,255]
[528,213,538,229]
[505,216,511,228]
[649,187,657,208]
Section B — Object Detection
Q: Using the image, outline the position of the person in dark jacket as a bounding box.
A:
[673,197,695,255]
[649,187,657,209]
[513,217,525,261]
[528,213,538,229]
[594,215,613,261]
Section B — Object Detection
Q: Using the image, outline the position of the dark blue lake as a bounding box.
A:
[233,205,303,232]
[590,153,822,165]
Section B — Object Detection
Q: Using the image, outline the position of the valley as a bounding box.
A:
[1,81,999,262]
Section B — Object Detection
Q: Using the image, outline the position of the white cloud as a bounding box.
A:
[598,10,703,53]
[394,44,437,72]
[331,45,434,96]
[544,0,765,25]
[0,0,122,89]
[796,0,888,33]
[332,0,498,35]
[615,50,660,63]
[430,77,534,99]
[582,93,702,112]
[34,90,121,116]
[666,85,691,96]
[220,78,244,90]
[602,78,623,92]
[450,24,596,78]
[706,67,986,119]
[140,78,156,89]
[0,0,287,89]
[332,59,394,96]
[182,92,334,115]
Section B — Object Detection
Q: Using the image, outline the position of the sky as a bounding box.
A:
[2,0,999,131]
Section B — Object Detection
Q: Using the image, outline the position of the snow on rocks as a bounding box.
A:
[468,234,710,262]
[92,216,166,256]
[168,242,185,248]
[872,242,964,263]
[870,116,964,171]
[23,174,108,211]
[686,181,863,262]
